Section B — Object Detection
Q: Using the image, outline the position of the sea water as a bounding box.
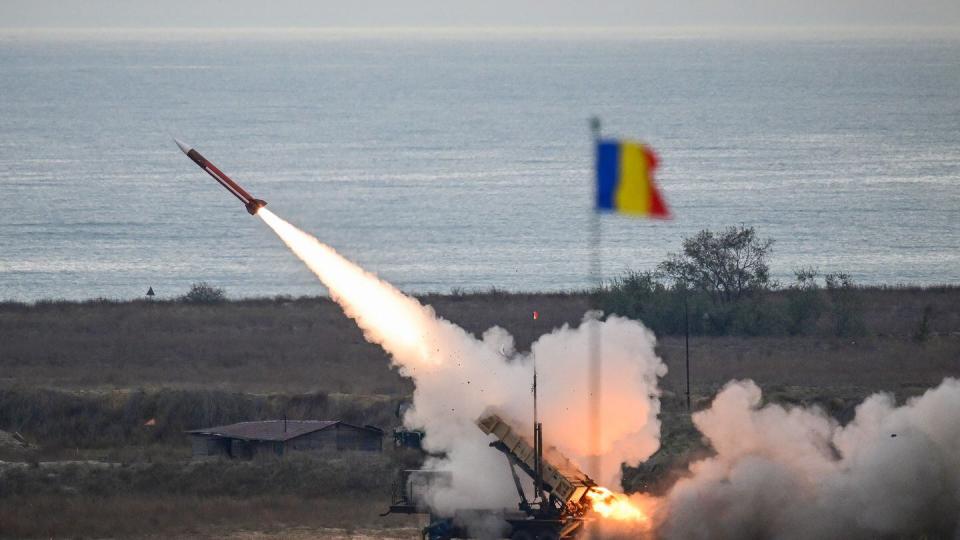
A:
[1,30,958,301]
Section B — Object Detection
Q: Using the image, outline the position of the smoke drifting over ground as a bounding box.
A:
[663,378,960,539]
[260,209,959,537]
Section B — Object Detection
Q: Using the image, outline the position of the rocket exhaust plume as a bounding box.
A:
[257,208,664,527]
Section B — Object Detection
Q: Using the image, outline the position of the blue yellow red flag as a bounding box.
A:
[595,140,669,218]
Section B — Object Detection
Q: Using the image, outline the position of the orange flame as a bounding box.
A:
[586,487,649,523]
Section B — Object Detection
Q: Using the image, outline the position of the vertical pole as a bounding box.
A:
[535,422,544,503]
[533,362,537,431]
[684,289,691,412]
[533,341,540,503]
[533,323,538,447]
[588,117,603,486]
[533,358,538,441]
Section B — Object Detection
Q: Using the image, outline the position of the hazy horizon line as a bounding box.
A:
[1,25,958,40]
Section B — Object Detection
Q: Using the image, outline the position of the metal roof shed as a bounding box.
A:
[188,420,383,459]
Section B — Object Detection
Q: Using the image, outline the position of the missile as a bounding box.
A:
[174,139,267,215]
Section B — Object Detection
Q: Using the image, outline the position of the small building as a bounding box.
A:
[188,420,383,459]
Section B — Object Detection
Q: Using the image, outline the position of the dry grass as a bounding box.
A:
[0,297,409,394]
[0,387,398,455]
[0,453,397,498]
[222,527,422,540]
[0,289,955,395]
[0,454,419,538]
[655,334,960,405]
[0,495,419,539]
[1,289,958,453]
[0,293,596,394]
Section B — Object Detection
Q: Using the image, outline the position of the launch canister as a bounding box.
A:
[175,138,267,215]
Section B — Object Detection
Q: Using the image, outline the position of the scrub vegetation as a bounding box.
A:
[599,226,917,338]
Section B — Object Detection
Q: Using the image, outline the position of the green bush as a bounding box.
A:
[181,282,226,304]
[599,272,703,335]
[784,268,825,335]
[600,271,865,338]
[913,304,933,343]
[727,296,788,336]
[598,229,868,338]
[825,272,865,336]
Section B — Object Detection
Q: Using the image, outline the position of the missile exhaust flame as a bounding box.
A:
[586,487,650,523]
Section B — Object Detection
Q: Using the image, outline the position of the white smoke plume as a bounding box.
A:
[417,314,666,513]
[258,209,666,512]
[259,209,960,537]
[662,378,960,539]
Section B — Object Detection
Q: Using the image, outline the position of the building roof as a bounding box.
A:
[187,420,382,442]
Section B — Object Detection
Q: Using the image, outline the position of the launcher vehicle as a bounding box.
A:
[384,413,598,540]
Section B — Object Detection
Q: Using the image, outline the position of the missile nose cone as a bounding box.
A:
[174,138,192,155]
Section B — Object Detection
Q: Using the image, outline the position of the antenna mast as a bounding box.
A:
[532,311,544,504]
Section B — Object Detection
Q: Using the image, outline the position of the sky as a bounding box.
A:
[1,0,959,29]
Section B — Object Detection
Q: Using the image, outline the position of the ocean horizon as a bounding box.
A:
[1,30,958,301]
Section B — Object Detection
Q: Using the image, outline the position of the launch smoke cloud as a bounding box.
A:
[257,209,664,509]
[662,378,960,539]
[259,207,960,538]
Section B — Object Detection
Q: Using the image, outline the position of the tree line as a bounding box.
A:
[599,226,866,336]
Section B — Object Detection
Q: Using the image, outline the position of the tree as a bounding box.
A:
[182,282,226,304]
[658,226,774,303]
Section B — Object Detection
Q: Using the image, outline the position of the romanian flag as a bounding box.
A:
[595,140,670,218]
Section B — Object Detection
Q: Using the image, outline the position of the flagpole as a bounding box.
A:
[588,117,603,490]
[532,310,544,504]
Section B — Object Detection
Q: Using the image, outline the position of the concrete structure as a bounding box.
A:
[188,420,383,459]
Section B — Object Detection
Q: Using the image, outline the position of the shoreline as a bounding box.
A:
[2,281,958,307]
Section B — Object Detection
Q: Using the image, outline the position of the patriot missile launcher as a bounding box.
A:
[385,413,598,539]
[477,413,597,521]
